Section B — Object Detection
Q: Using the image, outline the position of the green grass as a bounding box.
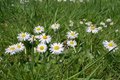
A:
[0,0,120,80]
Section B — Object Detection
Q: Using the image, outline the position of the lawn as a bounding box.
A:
[0,0,120,80]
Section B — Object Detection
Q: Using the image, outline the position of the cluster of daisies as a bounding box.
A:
[5,43,25,55]
[19,0,89,4]
[5,23,79,55]
[69,19,118,51]
[57,0,89,3]
[20,0,42,4]
[79,18,114,34]
[5,18,118,55]
[84,18,117,51]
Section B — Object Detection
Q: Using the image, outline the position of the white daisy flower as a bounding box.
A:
[5,45,17,55]
[5,43,25,55]
[50,43,64,54]
[28,35,37,43]
[57,0,62,2]
[80,21,84,24]
[67,40,77,47]
[11,4,14,6]
[15,42,25,52]
[67,31,78,39]
[36,43,47,53]
[51,23,60,31]
[38,33,51,43]
[86,25,99,33]
[110,22,114,26]
[63,0,67,2]
[100,22,105,26]
[17,32,30,41]
[79,0,84,2]
[115,29,119,32]
[20,0,25,4]
[20,0,29,4]
[83,19,87,21]
[69,20,74,27]
[106,18,112,23]
[103,25,108,27]
[85,21,92,26]
[98,27,102,31]
[34,26,44,34]
[103,40,117,51]
[35,35,40,39]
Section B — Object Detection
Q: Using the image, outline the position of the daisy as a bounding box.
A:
[83,19,87,22]
[34,26,44,34]
[106,18,112,23]
[98,27,102,31]
[63,0,67,2]
[69,20,74,27]
[57,0,62,2]
[51,23,60,31]
[86,25,99,33]
[17,32,30,41]
[100,22,106,26]
[79,0,84,2]
[38,33,51,43]
[50,43,64,54]
[28,35,37,43]
[110,22,114,26]
[115,29,119,33]
[85,21,92,26]
[20,0,29,4]
[15,42,25,52]
[36,43,47,53]
[67,40,77,47]
[67,31,78,39]
[103,25,107,27]
[103,40,118,51]
[5,45,17,55]
[80,21,84,24]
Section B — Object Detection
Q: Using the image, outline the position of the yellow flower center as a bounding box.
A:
[54,46,60,50]
[90,26,95,30]
[71,32,75,36]
[40,46,44,50]
[36,28,41,31]
[21,33,26,38]
[43,35,47,39]
[70,41,74,45]
[10,47,15,51]
[17,45,21,48]
[108,43,113,47]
